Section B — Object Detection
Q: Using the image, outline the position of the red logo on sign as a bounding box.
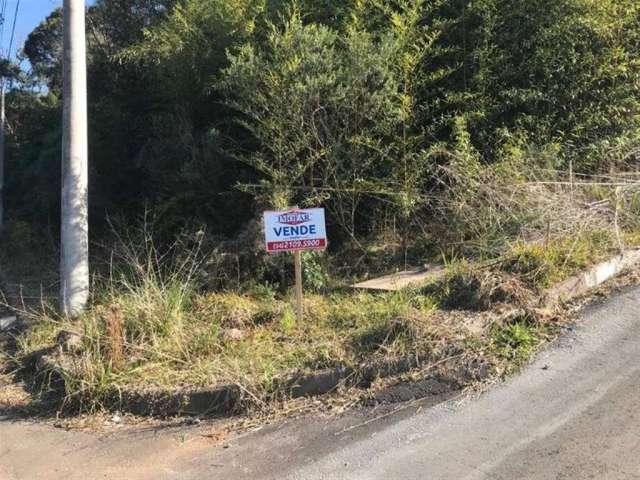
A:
[277,210,311,226]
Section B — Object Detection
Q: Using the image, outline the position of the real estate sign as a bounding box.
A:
[263,208,327,253]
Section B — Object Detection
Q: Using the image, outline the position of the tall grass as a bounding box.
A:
[13,224,452,411]
[9,161,640,413]
[428,126,639,260]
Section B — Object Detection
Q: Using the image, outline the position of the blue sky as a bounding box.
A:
[5,0,95,63]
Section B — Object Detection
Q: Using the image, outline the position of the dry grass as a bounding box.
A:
[13,222,623,414]
[15,288,451,410]
[8,160,640,415]
[428,136,640,260]
[12,226,449,411]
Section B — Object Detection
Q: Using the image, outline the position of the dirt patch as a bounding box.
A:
[365,375,462,406]
[362,350,494,408]
[0,378,33,414]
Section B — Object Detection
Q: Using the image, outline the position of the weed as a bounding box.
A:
[490,320,543,368]
[502,231,616,289]
[430,270,482,310]
[100,305,124,370]
[302,251,330,292]
[279,307,296,332]
[352,315,416,356]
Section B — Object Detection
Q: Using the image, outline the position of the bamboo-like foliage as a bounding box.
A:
[5,0,640,254]
[222,1,451,241]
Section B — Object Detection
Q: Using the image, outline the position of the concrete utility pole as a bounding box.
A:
[61,0,89,317]
[0,81,5,232]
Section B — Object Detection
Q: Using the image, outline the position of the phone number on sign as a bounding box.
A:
[267,239,327,252]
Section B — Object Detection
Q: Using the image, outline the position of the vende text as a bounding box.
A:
[273,225,318,237]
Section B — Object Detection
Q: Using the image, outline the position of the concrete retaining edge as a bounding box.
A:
[112,358,427,417]
[544,249,640,306]
[104,352,494,417]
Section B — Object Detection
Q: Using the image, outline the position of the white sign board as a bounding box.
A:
[263,208,327,253]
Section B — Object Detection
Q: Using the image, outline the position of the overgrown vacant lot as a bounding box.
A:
[4,0,640,419]
[11,226,635,413]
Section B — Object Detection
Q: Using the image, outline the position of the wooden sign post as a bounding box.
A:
[293,250,303,322]
[263,208,327,323]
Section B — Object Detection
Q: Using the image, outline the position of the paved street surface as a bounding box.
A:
[2,287,640,479]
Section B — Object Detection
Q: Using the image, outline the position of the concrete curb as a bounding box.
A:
[0,316,16,331]
[112,353,492,417]
[114,358,427,417]
[282,357,426,399]
[117,385,242,417]
[33,352,486,417]
[544,249,640,306]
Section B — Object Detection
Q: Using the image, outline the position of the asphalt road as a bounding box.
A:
[2,286,640,479]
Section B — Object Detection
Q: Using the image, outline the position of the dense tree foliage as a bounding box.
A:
[5,0,640,253]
